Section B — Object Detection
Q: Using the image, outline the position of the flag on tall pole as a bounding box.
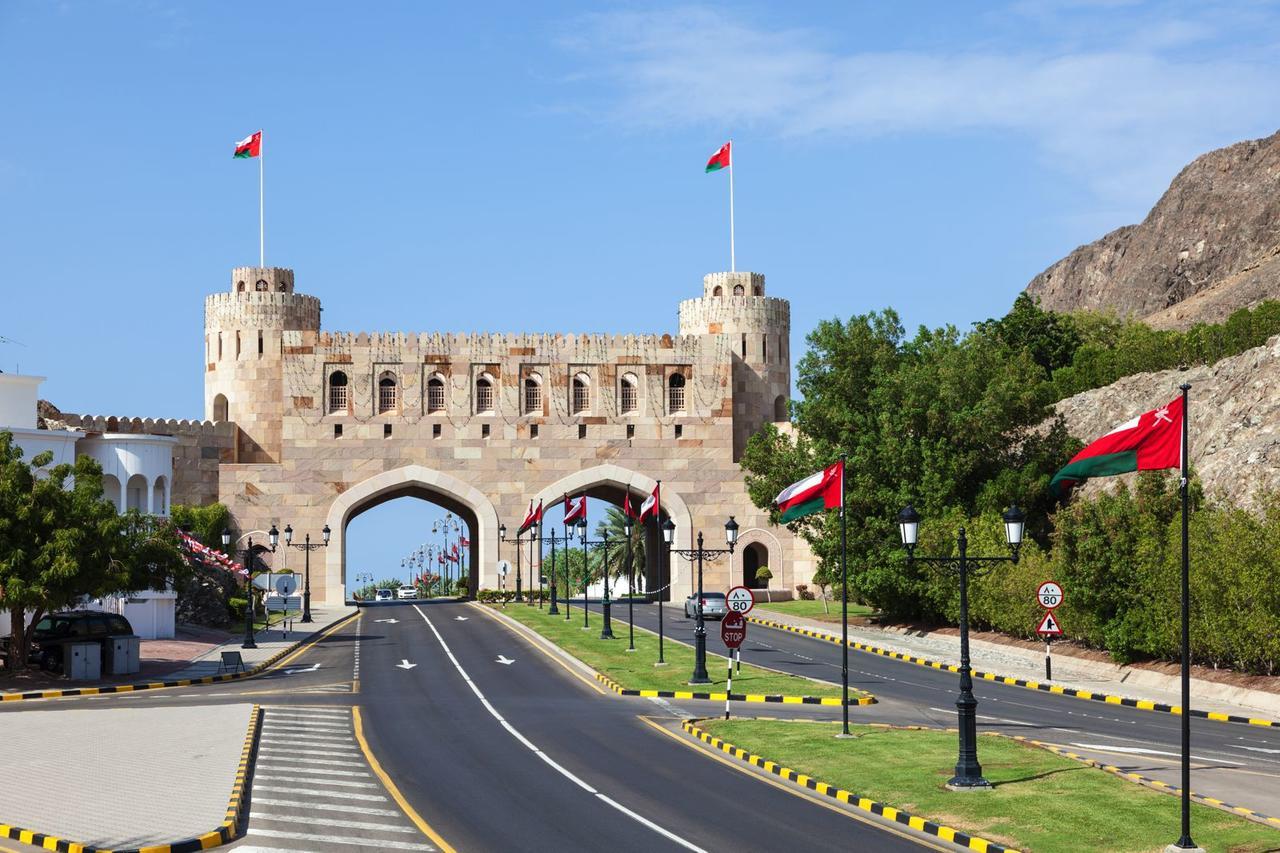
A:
[564,494,587,525]
[1049,395,1184,496]
[233,130,264,267]
[705,141,734,272]
[638,483,660,523]
[623,491,637,520]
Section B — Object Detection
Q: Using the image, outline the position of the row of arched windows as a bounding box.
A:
[325,370,689,416]
[710,283,761,296]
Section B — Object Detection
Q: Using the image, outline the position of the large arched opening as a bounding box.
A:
[323,465,499,604]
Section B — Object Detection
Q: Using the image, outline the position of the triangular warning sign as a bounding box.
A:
[1036,611,1063,636]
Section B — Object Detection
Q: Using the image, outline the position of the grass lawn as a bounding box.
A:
[754,598,877,623]
[491,603,853,699]
[698,720,1280,853]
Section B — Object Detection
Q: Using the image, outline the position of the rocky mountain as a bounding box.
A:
[1026,131,1280,326]
[1053,334,1280,508]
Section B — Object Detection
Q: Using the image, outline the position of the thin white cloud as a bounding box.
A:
[560,6,1280,215]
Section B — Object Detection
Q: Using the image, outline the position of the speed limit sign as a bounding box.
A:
[725,586,755,615]
[1037,581,1064,610]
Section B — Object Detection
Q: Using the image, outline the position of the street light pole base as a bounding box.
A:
[654,662,668,667]
[1163,845,1205,853]
[624,647,637,653]
[945,778,992,792]
[834,732,859,739]
[687,679,711,685]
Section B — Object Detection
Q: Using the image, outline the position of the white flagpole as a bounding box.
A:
[259,130,265,267]
[728,139,736,273]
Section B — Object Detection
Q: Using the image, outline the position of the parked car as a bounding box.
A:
[0,611,135,672]
[684,592,728,620]
[375,588,393,602]
[397,586,416,600]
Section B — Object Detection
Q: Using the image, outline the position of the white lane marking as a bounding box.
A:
[253,773,378,788]
[252,765,371,778]
[1069,743,1244,764]
[235,847,323,853]
[284,663,322,674]
[263,723,351,733]
[647,696,687,718]
[496,655,515,665]
[376,618,401,624]
[253,813,420,832]
[1235,746,1280,754]
[397,659,418,670]
[260,756,365,767]
[259,745,361,757]
[413,604,708,853]
[455,616,469,621]
[252,797,402,816]
[245,829,434,850]
[254,785,388,802]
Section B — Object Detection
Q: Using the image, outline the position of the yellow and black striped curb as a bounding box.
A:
[679,718,1016,853]
[0,611,359,704]
[0,704,262,853]
[747,616,1280,729]
[1004,734,1280,830]
[593,671,875,706]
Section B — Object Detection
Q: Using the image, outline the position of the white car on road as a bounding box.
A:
[375,588,393,602]
[397,586,416,600]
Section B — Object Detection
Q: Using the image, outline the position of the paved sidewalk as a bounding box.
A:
[167,604,358,680]
[735,605,1280,718]
[0,703,251,847]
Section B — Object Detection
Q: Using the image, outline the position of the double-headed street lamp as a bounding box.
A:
[664,516,739,684]
[282,524,330,623]
[574,518,619,639]
[433,515,461,598]
[498,522,529,606]
[897,503,1025,790]
[222,525,279,650]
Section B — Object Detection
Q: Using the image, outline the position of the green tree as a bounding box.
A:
[594,506,645,593]
[0,432,186,668]
[170,503,231,548]
[755,565,773,602]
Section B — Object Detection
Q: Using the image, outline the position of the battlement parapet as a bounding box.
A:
[677,295,790,336]
[230,267,295,293]
[703,271,766,298]
[63,413,237,439]
[302,331,706,360]
[205,291,322,331]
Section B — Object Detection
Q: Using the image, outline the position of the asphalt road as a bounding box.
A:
[611,601,1280,818]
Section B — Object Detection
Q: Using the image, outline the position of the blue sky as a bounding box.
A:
[4,1,1279,582]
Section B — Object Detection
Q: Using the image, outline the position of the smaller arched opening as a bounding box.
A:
[236,281,246,293]
[102,475,122,513]
[255,279,269,292]
[328,371,349,414]
[427,373,446,413]
[377,372,399,414]
[153,476,169,517]
[743,542,769,589]
[753,285,762,296]
[213,394,229,422]
[276,281,287,292]
[619,372,639,415]
[523,373,542,415]
[667,373,686,413]
[733,283,745,296]
[712,285,723,297]
[774,394,787,422]
[572,372,590,415]
[126,474,148,512]
[475,373,495,414]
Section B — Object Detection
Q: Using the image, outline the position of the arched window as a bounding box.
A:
[328,371,349,414]
[475,374,494,413]
[743,542,769,588]
[668,372,686,413]
[255,279,269,292]
[774,394,787,422]
[427,373,446,413]
[524,374,542,415]
[236,281,246,293]
[572,373,590,414]
[213,394,229,422]
[733,284,744,296]
[102,475,122,513]
[753,285,762,296]
[712,285,723,297]
[377,373,398,414]
[153,476,168,517]
[126,474,148,512]
[620,373,638,415]
[276,281,287,292]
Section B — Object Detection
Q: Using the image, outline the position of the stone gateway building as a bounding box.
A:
[68,266,815,604]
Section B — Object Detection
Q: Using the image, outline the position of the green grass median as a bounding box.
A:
[697,719,1280,853]
[490,603,853,699]
[754,599,877,623]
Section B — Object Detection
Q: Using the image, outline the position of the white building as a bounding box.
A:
[0,373,178,639]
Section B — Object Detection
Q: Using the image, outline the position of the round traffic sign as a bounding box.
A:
[1037,581,1064,610]
[721,612,747,649]
[274,573,299,596]
[497,560,511,577]
[725,586,755,615]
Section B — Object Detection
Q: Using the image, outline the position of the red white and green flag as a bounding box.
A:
[233,131,262,159]
[564,494,587,525]
[517,499,542,535]
[705,141,731,173]
[774,460,844,522]
[1050,395,1184,497]
[638,483,660,523]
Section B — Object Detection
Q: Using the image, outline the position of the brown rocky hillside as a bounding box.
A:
[1026,130,1280,326]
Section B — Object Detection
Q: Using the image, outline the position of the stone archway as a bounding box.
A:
[323,465,500,604]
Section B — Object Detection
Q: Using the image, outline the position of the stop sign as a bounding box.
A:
[721,613,747,649]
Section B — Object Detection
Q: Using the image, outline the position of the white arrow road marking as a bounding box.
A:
[496,655,515,665]
[1232,745,1280,754]
[284,663,321,675]
[396,660,417,670]
[455,616,469,621]
[414,604,707,853]
[375,618,400,624]
[1070,743,1243,765]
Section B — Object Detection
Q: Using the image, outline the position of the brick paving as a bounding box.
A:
[0,703,251,847]
[164,604,358,681]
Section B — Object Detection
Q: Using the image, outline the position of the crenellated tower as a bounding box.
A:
[678,271,791,459]
[204,267,321,463]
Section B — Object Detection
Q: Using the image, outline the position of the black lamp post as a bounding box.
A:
[576,516,590,627]
[898,503,1025,790]
[224,525,279,650]
[517,522,559,615]
[282,524,329,623]
[576,524,617,640]
[660,517,674,665]
[624,514,636,652]
[668,517,739,684]
[546,527,560,615]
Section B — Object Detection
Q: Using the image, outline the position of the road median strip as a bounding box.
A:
[0,610,359,704]
[0,703,261,853]
[678,718,1015,853]
[594,670,872,706]
[747,615,1280,729]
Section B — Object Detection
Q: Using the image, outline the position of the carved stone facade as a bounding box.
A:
[84,266,814,604]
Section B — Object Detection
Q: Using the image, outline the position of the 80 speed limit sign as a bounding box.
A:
[725,586,755,615]
[1037,581,1064,610]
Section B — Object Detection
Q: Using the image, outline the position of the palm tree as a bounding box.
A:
[594,505,646,595]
